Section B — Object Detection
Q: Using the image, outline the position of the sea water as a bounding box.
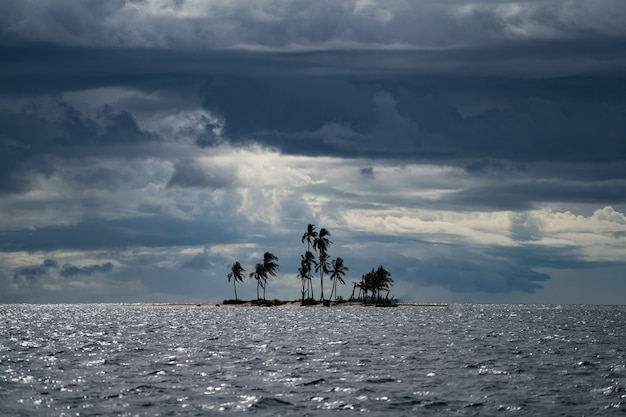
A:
[1,304,624,416]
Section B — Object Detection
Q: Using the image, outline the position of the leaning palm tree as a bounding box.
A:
[313,228,332,301]
[227,261,245,301]
[261,252,279,300]
[349,281,359,301]
[250,263,265,300]
[328,257,348,302]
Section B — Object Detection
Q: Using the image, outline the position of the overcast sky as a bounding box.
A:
[1,0,625,304]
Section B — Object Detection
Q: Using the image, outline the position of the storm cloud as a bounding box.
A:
[1,0,626,304]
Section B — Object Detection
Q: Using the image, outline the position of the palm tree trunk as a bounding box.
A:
[234,281,238,301]
[349,282,357,301]
[309,277,314,300]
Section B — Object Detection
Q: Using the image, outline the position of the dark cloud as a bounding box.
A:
[441,180,626,211]
[0,97,160,193]
[413,255,549,294]
[180,247,213,270]
[202,75,626,166]
[67,165,133,189]
[60,262,113,277]
[43,259,59,269]
[12,259,113,287]
[345,235,552,295]
[1,215,242,252]
[13,259,58,287]
[167,160,234,189]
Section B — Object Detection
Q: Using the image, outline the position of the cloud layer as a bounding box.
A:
[1,0,626,304]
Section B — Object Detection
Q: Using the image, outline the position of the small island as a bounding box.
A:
[219,223,443,308]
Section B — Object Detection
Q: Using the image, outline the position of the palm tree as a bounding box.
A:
[313,228,331,255]
[329,257,348,301]
[227,261,245,301]
[297,263,308,303]
[301,224,318,254]
[301,225,318,300]
[313,228,332,301]
[301,250,316,299]
[349,281,358,301]
[373,265,393,302]
[261,252,279,300]
[250,263,264,300]
[315,251,331,302]
[360,270,375,303]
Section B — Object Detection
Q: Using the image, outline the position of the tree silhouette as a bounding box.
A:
[329,257,348,301]
[315,251,331,302]
[250,263,265,300]
[360,271,374,303]
[227,261,245,301]
[363,265,393,302]
[357,266,393,303]
[301,250,316,300]
[301,224,318,254]
[261,252,279,300]
[297,262,309,303]
[313,228,332,301]
[349,281,359,301]
[301,225,318,300]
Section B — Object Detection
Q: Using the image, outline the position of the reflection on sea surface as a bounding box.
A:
[1,304,624,415]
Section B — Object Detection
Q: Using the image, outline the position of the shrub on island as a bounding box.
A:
[301,298,320,306]
[222,299,248,305]
[250,299,290,307]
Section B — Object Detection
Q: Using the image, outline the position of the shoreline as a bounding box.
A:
[1,302,449,309]
[116,301,449,308]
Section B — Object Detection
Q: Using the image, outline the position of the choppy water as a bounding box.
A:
[1,304,625,416]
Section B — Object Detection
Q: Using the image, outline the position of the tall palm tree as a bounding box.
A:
[261,252,279,300]
[315,251,331,302]
[301,250,316,299]
[297,263,308,303]
[301,225,318,300]
[313,228,331,255]
[329,257,348,301]
[250,263,264,300]
[227,261,245,301]
[301,224,318,254]
[313,228,332,301]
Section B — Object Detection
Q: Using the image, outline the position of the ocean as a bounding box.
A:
[1,304,624,416]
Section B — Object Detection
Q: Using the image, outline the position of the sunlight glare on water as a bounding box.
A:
[1,304,625,416]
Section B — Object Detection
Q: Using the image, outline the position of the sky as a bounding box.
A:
[1,0,625,305]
